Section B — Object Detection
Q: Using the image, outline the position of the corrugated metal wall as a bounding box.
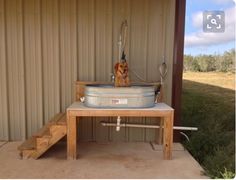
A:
[0,0,175,141]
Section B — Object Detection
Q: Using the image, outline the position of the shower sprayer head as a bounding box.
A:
[121,51,126,62]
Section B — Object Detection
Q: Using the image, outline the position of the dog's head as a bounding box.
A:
[115,61,129,75]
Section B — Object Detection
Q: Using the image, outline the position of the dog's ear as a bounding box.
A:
[114,63,119,72]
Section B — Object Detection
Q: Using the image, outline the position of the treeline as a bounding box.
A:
[184,49,235,73]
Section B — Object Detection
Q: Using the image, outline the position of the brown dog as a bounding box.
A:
[114,61,130,87]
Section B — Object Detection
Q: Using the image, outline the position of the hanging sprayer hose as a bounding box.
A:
[117,20,148,81]
[129,69,147,82]
[159,56,168,84]
[118,20,128,62]
[130,59,168,83]
[117,20,168,84]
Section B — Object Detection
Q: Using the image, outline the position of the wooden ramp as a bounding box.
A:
[18,113,67,159]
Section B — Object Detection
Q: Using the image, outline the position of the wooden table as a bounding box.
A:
[67,102,174,160]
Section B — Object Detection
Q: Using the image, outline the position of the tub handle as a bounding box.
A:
[80,97,85,103]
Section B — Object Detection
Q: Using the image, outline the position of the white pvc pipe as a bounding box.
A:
[100,122,198,131]
[116,116,121,131]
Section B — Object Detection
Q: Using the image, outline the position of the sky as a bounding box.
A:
[184,0,235,56]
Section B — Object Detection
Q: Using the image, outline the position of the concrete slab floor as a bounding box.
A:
[0,142,208,179]
[0,141,7,147]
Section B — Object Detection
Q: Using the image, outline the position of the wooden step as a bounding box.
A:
[21,149,35,159]
[50,113,66,125]
[33,129,51,138]
[56,114,66,125]
[36,136,51,148]
[33,113,65,137]
[18,137,36,151]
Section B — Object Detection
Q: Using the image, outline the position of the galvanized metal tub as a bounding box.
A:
[84,84,155,108]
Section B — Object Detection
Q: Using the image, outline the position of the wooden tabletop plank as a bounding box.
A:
[67,102,174,118]
[67,102,173,111]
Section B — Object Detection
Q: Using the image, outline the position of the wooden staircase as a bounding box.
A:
[18,113,67,159]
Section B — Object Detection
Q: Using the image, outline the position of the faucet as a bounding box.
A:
[110,73,115,83]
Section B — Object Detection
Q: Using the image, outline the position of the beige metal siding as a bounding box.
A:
[59,0,77,112]
[77,0,95,81]
[0,0,9,140]
[5,0,26,140]
[41,0,60,123]
[164,0,175,104]
[0,0,175,141]
[24,0,44,137]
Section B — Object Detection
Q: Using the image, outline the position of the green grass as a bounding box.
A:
[181,72,235,178]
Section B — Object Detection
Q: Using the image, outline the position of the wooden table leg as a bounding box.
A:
[163,111,174,160]
[156,117,164,144]
[67,113,77,160]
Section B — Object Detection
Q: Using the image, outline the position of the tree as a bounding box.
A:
[197,55,216,72]
[219,49,235,72]
[184,49,235,73]
[184,55,194,71]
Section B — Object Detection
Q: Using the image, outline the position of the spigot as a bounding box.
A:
[110,73,115,83]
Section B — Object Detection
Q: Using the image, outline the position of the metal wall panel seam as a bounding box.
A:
[126,0,131,142]
[60,0,65,112]
[143,0,149,141]
[58,0,62,113]
[22,0,27,140]
[55,0,60,115]
[4,0,10,141]
[36,0,44,130]
[39,0,45,126]
[0,0,9,140]
[18,0,26,140]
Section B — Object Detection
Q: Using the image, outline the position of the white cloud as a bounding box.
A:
[185,7,235,47]
[192,12,202,28]
[214,0,235,5]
